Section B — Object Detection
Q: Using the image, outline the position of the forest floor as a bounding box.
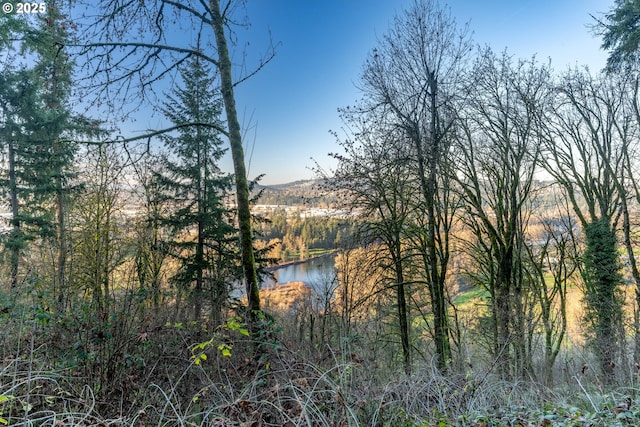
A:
[0,282,635,426]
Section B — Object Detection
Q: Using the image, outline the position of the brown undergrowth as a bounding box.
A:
[0,286,636,426]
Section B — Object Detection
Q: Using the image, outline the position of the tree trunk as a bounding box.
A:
[209,0,260,323]
[55,172,67,312]
[102,199,111,315]
[620,182,640,362]
[496,247,514,380]
[394,243,410,375]
[414,70,451,370]
[195,212,204,321]
[7,138,20,289]
[584,220,623,384]
[429,73,451,370]
[195,142,204,322]
[42,3,69,314]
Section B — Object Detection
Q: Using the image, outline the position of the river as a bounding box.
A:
[262,254,337,290]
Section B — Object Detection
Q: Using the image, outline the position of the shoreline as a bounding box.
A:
[265,250,338,272]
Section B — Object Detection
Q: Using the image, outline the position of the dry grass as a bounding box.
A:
[0,330,639,426]
[0,281,639,426]
[260,282,311,314]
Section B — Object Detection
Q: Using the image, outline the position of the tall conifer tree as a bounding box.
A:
[0,3,101,302]
[157,54,238,322]
[0,15,36,288]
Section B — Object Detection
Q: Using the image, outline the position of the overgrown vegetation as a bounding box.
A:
[4,0,640,425]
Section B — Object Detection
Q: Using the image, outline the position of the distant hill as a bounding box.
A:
[253,179,340,207]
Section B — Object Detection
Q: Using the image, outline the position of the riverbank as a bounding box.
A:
[260,281,310,311]
[265,249,338,272]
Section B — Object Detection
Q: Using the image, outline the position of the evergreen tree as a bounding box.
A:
[0,14,38,288]
[30,3,79,308]
[0,69,38,288]
[598,0,640,71]
[0,3,102,302]
[157,55,239,323]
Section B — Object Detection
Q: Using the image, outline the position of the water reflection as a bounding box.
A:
[263,254,336,290]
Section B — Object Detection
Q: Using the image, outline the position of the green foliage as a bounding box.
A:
[599,0,640,71]
[190,316,250,364]
[154,54,239,321]
[255,208,354,261]
[0,14,26,49]
[0,395,15,425]
[0,2,104,297]
[582,219,624,380]
[2,0,640,425]
[10,5,95,237]
[461,396,640,426]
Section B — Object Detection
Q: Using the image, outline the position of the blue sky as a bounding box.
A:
[231,0,411,184]
[122,1,612,185]
[223,0,612,185]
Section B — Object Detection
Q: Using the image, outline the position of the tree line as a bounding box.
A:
[319,0,640,384]
[255,209,353,261]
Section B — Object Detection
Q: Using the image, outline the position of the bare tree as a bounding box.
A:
[71,144,128,317]
[329,115,418,374]
[530,190,579,385]
[454,49,552,379]
[617,72,640,362]
[542,68,627,384]
[131,155,172,315]
[352,0,472,370]
[333,247,388,362]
